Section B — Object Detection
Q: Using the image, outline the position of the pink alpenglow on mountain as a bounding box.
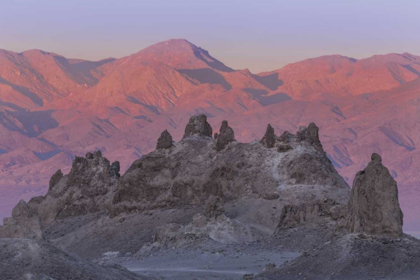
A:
[0,40,420,231]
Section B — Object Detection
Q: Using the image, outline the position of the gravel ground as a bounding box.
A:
[101,239,300,280]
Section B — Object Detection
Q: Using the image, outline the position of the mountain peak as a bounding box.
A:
[142,39,197,53]
[134,39,234,72]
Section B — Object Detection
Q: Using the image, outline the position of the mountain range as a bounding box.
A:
[0,39,420,230]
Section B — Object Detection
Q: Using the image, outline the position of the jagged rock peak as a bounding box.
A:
[278,130,292,143]
[110,161,120,178]
[215,120,235,151]
[68,150,115,187]
[347,153,403,237]
[156,129,174,150]
[371,152,382,163]
[85,150,103,159]
[297,122,323,151]
[12,199,34,219]
[260,124,276,148]
[183,114,213,139]
[49,169,63,191]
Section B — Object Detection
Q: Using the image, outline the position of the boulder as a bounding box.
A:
[347,153,403,237]
[156,129,174,149]
[260,124,276,148]
[183,114,213,139]
[215,120,235,151]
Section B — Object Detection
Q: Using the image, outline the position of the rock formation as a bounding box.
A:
[110,161,121,177]
[260,124,276,148]
[278,131,292,143]
[215,120,235,151]
[296,123,323,152]
[5,118,349,230]
[49,169,63,191]
[347,153,404,237]
[0,117,354,278]
[29,150,120,226]
[5,116,414,279]
[156,129,174,149]
[275,199,347,232]
[1,113,419,280]
[110,118,348,217]
[182,114,213,139]
[0,200,44,240]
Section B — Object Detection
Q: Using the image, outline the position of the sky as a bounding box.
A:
[1,0,420,73]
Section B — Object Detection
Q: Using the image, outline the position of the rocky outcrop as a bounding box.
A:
[29,150,120,226]
[296,123,323,152]
[215,120,235,151]
[110,161,121,177]
[278,150,348,188]
[275,199,347,232]
[0,200,44,240]
[278,131,292,143]
[156,129,174,149]
[182,114,213,139]
[49,169,63,191]
[260,124,276,148]
[347,153,404,237]
[111,118,349,217]
[2,116,351,249]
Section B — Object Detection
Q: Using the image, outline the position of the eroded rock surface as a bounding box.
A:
[260,124,276,148]
[1,116,353,276]
[0,200,44,240]
[3,115,416,280]
[49,169,63,191]
[215,120,235,151]
[29,150,120,226]
[296,123,323,152]
[275,199,347,232]
[156,129,174,149]
[347,153,404,237]
[182,114,213,139]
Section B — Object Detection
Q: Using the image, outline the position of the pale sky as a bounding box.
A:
[1,0,419,73]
